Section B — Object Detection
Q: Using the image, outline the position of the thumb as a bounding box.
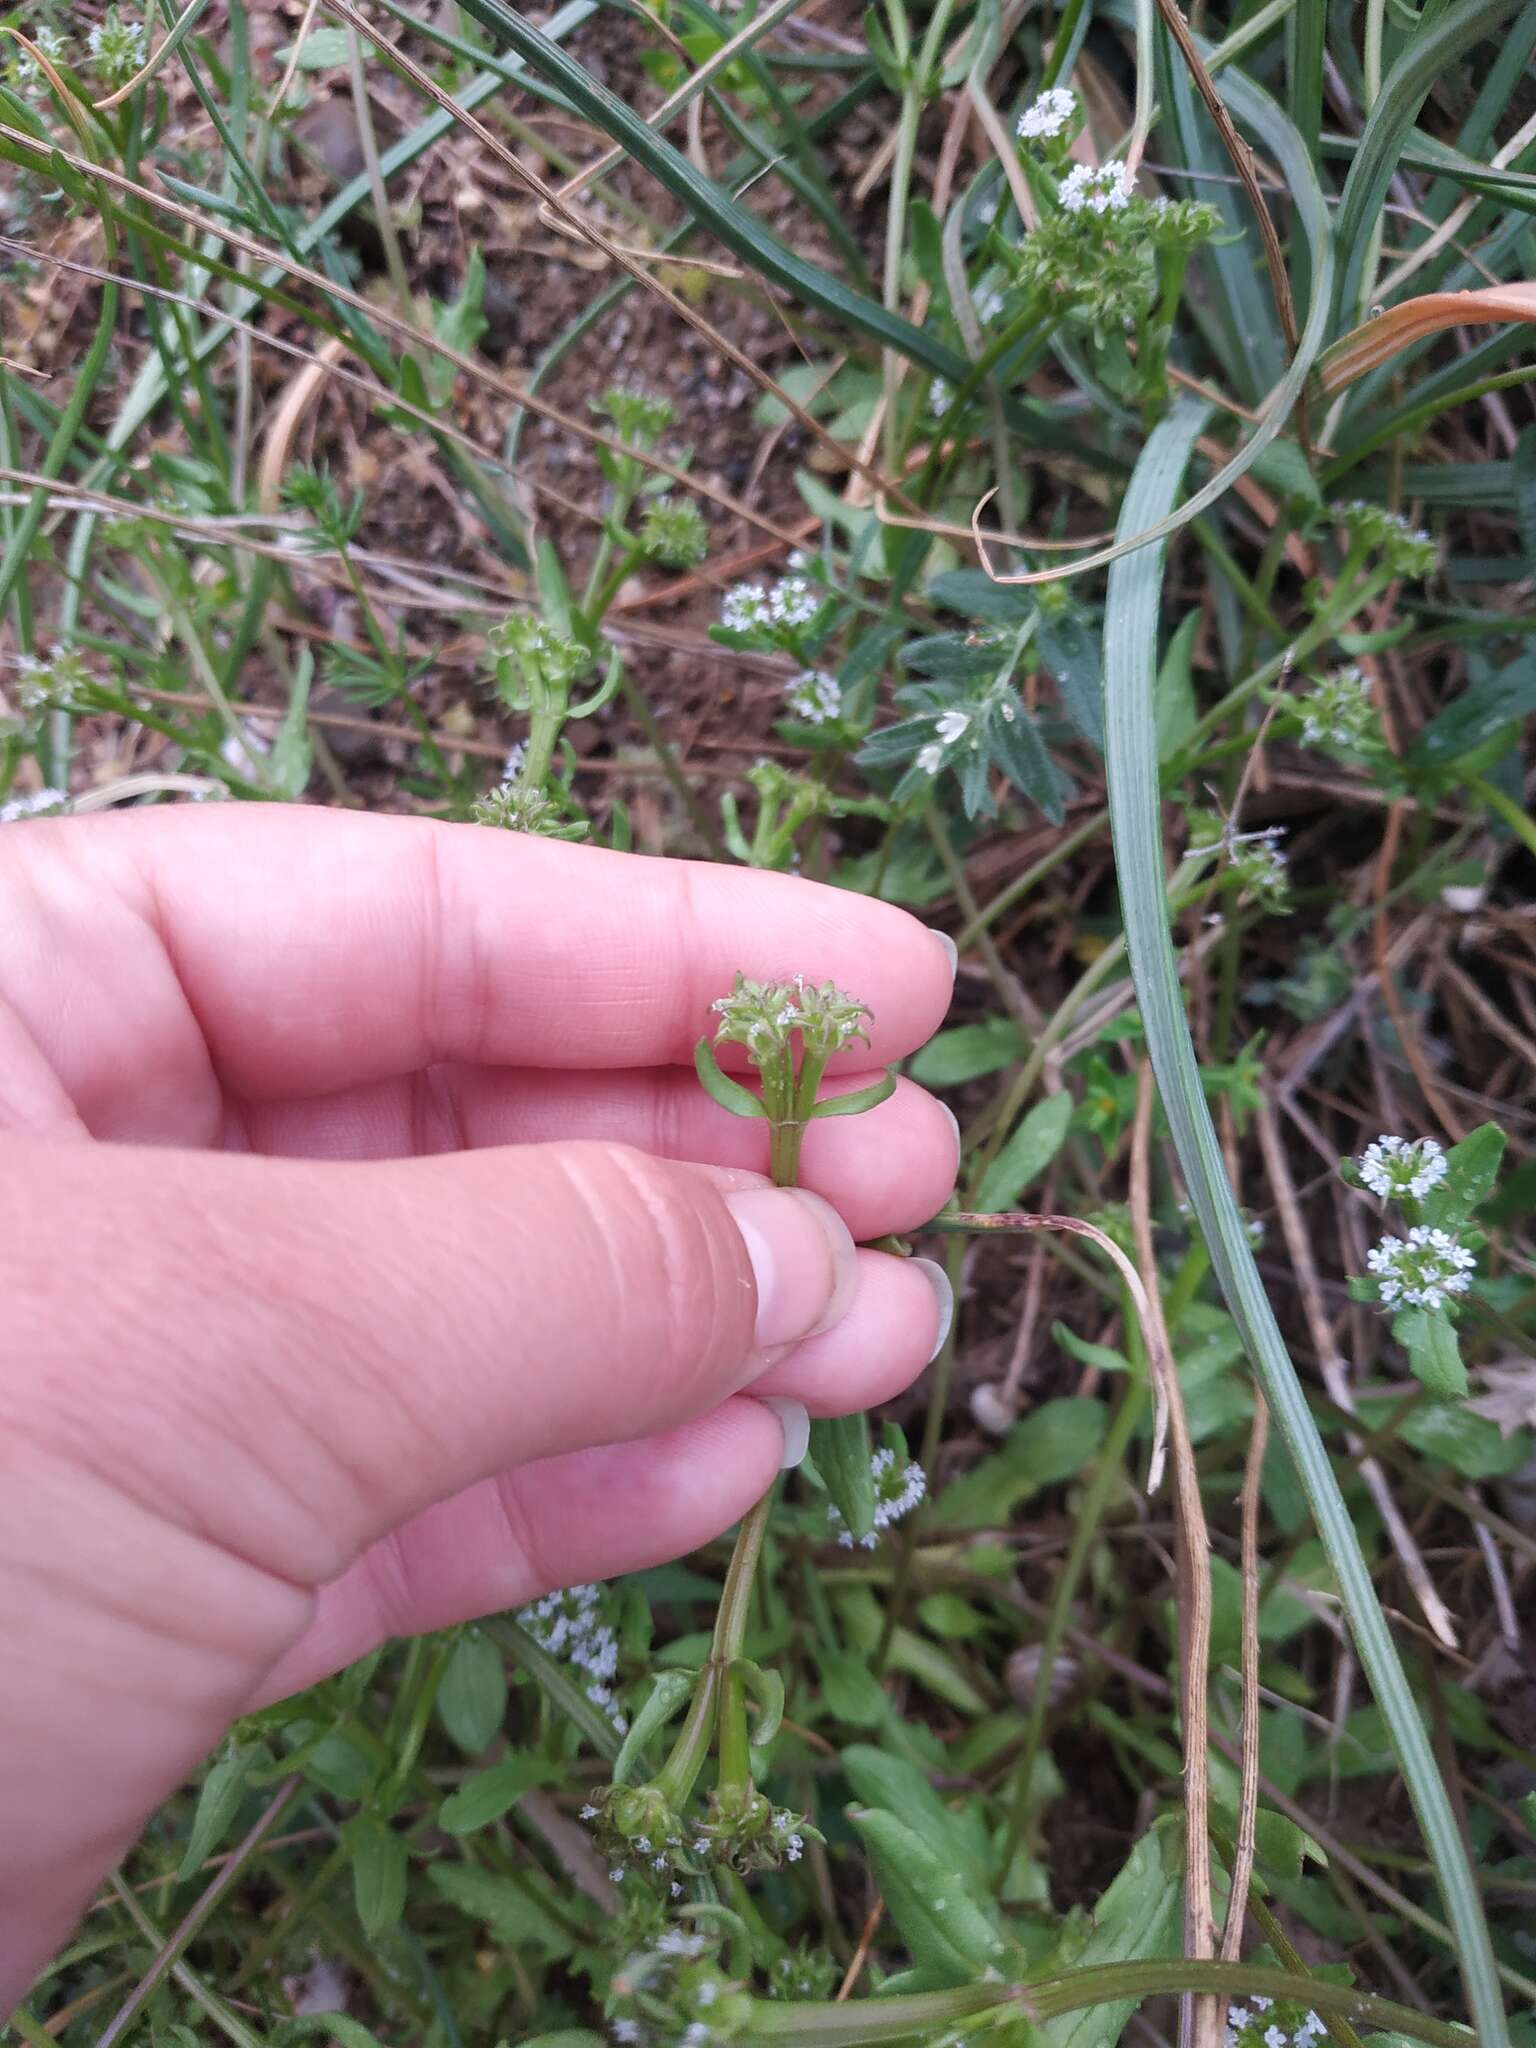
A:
[3,1135,856,1588]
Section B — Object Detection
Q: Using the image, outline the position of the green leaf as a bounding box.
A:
[694,1037,768,1119]
[1051,1320,1134,1375]
[734,1658,785,1747]
[815,1646,889,1727]
[1435,1120,1508,1219]
[346,1815,408,1940]
[277,25,351,67]
[612,1669,696,1786]
[937,1398,1107,1528]
[809,1411,876,1542]
[842,1745,991,1891]
[438,1753,557,1834]
[849,1807,1012,1984]
[1412,655,1536,769]
[928,567,1036,625]
[1042,1817,1184,2048]
[909,1018,1025,1086]
[426,1862,581,1959]
[976,1093,1073,1212]
[1036,606,1105,748]
[1394,1400,1531,1479]
[177,1748,255,1881]
[811,1070,897,1119]
[437,1630,508,1755]
[1392,1308,1468,1401]
[1155,610,1200,764]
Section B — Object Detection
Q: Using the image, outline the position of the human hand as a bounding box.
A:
[0,807,957,2001]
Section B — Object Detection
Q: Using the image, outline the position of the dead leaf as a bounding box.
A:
[1317,283,1536,396]
[1466,1359,1536,1438]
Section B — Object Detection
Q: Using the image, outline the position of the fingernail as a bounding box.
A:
[758,1395,810,1469]
[726,1186,858,1351]
[910,1257,954,1363]
[937,1098,962,1168]
[933,929,959,982]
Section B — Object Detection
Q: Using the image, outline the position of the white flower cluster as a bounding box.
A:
[1358,1134,1449,1203]
[719,574,820,634]
[516,1583,627,1731]
[828,1447,927,1550]
[12,22,67,85]
[1058,160,1135,215]
[1366,1225,1476,1311]
[0,787,67,824]
[1017,85,1076,140]
[784,669,842,725]
[1225,1996,1325,2048]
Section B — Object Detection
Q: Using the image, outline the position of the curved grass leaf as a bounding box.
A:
[1101,394,1509,2048]
[1329,0,1528,330]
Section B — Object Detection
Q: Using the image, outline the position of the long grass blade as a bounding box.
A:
[1101,396,1510,2048]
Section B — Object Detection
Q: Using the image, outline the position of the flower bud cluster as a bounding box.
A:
[638,495,709,568]
[485,616,595,697]
[1329,500,1438,579]
[608,1929,754,2047]
[1188,809,1290,911]
[584,1782,816,1886]
[12,648,101,715]
[711,972,872,1066]
[1365,1225,1476,1311]
[88,8,146,83]
[595,384,678,447]
[1299,663,1377,750]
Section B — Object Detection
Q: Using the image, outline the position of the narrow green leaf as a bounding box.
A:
[811,1071,896,1119]
[976,1093,1073,1212]
[176,1749,253,1881]
[809,1412,876,1541]
[437,1630,508,1755]
[346,1815,408,1940]
[612,1670,696,1786]
[695,1038,768,1119]
[438,1753,556,1834]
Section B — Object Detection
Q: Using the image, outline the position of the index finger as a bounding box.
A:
[62,807,956,1100]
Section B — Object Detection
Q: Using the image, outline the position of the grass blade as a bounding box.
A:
[1101,396,1510,2048]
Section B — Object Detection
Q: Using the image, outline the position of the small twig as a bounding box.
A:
[834,1900,884,2000]
[97,1776,301,2048]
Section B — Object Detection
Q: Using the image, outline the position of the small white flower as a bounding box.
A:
[767,573,819,628]
[579,1803,598,1820]
[12,22,68,86]
[784,669,842,725]
[720,580,770,632]
[934,709,971,744]
[503,740,526,780]
[928,377,953,418]
[1016,85,1076,140]
[1365,1224,1476,1311]
[1357,1134,1448,1204]
[973,281,1007,322]
[916,742,944,775]
[1058,160,1135,215]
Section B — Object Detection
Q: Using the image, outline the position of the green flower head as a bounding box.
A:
[711,972,872,1068]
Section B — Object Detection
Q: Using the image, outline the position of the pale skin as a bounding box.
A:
[0,807,960,2006]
